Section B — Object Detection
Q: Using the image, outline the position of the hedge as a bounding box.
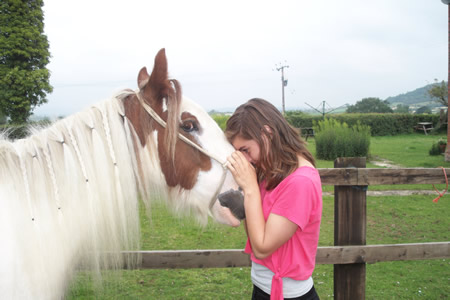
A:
[285,113,441,136]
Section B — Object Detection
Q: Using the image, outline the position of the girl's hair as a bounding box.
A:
[225,98,315,190]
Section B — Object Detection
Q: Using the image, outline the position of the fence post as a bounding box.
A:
[333,157,367,300]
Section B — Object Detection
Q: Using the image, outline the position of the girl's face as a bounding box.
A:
[231,136,261,165]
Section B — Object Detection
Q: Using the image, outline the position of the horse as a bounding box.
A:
[0,48,241,299]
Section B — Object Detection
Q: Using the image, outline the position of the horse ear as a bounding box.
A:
[147,48,169,93]
[137,67,149,89]
[139,48,170,100]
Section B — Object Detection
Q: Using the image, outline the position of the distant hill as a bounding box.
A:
[385,83,445,106]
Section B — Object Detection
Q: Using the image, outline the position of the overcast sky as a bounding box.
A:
[34,0,449,117]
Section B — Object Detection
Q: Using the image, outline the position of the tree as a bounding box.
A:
[415,106,432,114]
[0,0,52,124]
[0,108,6,124]
[346,97,394,113]
[427,79,448,107]
[395,104,409,113]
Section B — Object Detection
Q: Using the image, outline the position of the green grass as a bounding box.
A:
[309,133,450,192]
[369,134,450,169]
[308,132,450,169]
[67,134,450,299]
[68,196,449,299]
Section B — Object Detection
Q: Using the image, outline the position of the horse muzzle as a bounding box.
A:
[218,189,245,220]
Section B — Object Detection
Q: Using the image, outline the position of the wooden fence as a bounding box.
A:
[124,157,450,300]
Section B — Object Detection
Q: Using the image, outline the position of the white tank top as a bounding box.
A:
[251,262,314,298]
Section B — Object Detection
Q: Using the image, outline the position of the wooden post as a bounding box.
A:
[445,2,450,161]
[333,157,367,300]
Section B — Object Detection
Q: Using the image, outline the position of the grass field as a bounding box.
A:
[67,134,450,299]
[308,132,450,169]
[315,133,450,193]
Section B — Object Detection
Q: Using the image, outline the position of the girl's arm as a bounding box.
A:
[227,151,298,259]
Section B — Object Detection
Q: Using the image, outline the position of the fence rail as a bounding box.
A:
[125,241,449,269]
[318,167,450,185]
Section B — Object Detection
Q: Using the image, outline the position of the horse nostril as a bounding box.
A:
[217,189,245,220]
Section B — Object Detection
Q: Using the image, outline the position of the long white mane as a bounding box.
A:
[0,92,161,299]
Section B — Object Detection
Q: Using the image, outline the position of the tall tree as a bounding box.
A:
[346,97,394,113]
[0,0,52,124]
[427,79,448,106]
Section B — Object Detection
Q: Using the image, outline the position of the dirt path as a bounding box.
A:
[369,156,402,169]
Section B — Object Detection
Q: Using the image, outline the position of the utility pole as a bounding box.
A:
[275,63,289,115]
[441,0,450,161]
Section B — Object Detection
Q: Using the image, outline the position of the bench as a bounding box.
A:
[415,122,434,135]
[299,127,315,141]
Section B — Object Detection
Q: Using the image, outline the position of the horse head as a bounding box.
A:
[123,49,241,227]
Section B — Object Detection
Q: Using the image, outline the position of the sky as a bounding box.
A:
[34,0,449,118]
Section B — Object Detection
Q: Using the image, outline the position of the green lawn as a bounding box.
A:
[67,134,450,299]
[312,133,450,192]
[309,132,450,169]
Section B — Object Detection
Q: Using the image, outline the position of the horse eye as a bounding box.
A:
[181,120,198,133]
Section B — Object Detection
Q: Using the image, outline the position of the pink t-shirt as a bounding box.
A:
[244,166,322,300]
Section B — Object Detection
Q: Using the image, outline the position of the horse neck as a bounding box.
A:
[2,97,145,279]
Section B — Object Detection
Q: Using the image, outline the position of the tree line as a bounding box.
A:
[346,81,447,114]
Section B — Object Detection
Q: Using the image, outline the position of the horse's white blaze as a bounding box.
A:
[178,97,239,226]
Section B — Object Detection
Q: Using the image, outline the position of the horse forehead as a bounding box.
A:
[180,97,235,155]
[180,97,223,138]
[180,97,208,120]
[179,97,218,132]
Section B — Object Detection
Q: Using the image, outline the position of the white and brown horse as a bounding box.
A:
[0,49,240,299]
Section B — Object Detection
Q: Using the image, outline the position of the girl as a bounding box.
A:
[225,99,322,300]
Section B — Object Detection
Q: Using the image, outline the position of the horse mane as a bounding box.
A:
[164,79,182,163]
[0,92,165,297]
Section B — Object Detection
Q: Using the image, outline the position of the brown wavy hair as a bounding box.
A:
[225,98,315,190]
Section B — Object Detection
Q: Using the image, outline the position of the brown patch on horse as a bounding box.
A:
[123,48,211,190]
[123,94,155,147]
[158,112,211,189]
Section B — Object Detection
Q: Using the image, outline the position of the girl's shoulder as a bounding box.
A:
[291,166,320,180]
[277,166,320,191]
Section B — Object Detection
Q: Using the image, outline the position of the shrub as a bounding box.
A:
[313,119,371,160]
[211,114,230,131]
[429,143,441,155]
[429,139,447,156]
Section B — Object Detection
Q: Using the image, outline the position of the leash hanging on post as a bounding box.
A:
[432,166,448,203]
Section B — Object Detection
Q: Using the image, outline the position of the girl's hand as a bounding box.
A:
[226,151,258,194]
